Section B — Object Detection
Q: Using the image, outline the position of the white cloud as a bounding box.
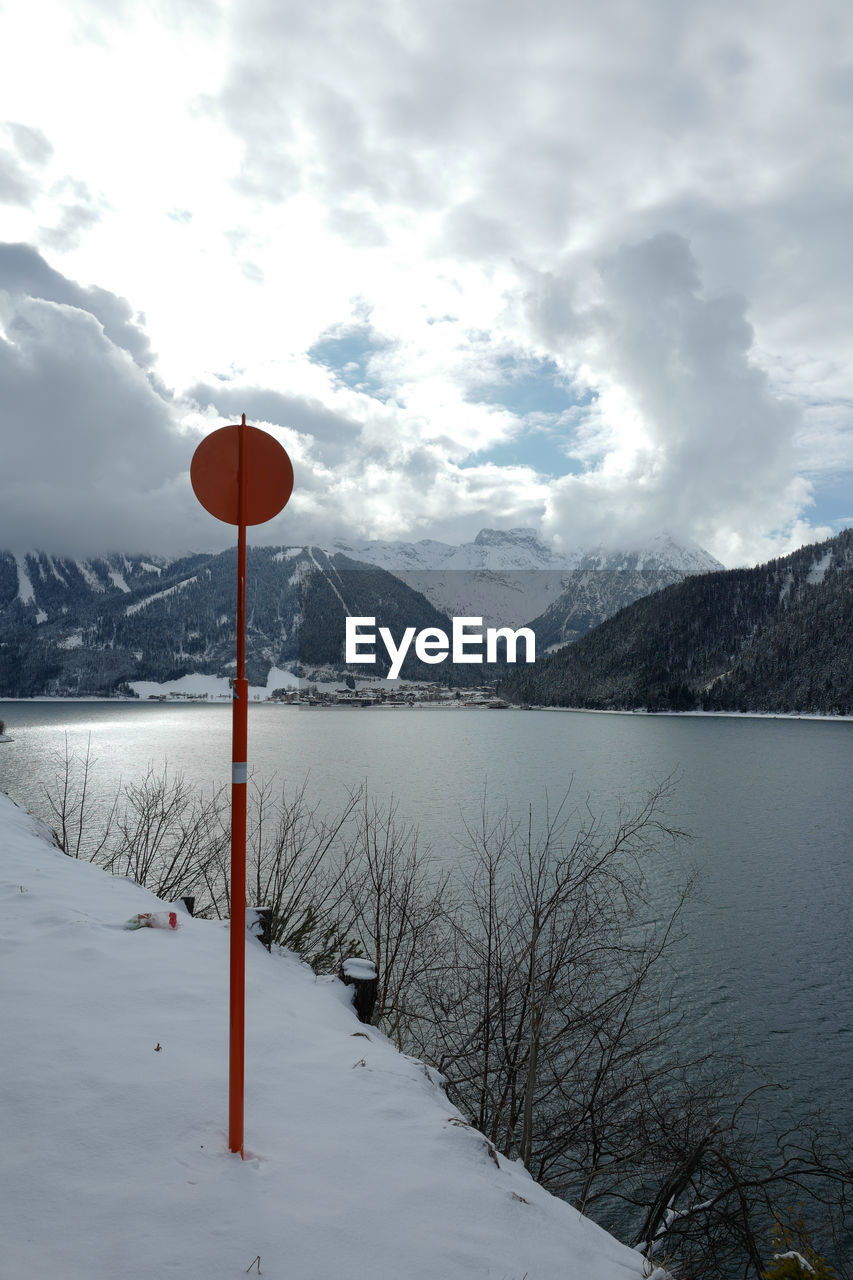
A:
[526,233,832,562]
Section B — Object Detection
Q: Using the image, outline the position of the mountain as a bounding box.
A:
[333,527,570,571]
[0,550,184,613]
[0,547,473,696]
[334,527,720,574]
[527,568,689,650]
[334,528,722,629]
[499,530,853,715]
[0,531,721,697]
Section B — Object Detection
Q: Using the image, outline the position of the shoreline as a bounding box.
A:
[525,705,851,721]
[0,694,849,722]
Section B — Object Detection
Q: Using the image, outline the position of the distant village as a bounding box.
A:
[146,682,510,708]
[271,683,510,708]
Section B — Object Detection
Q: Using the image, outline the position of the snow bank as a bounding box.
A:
[129,668,301,701]
[0,790,649,1280]
[129,672,237,700]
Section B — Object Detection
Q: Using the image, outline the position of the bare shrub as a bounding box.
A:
[345,793,451,1042]
[631,1087,852,1278]
[43,734,118,861]
[238,776,363,969]
[100,764,230,907]
[398,781,852,1278]
[404,780,692,1186]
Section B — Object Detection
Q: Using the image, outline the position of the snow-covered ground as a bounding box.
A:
[127,668,435,700]
[130,668,313,701]
[0,790,656,1280]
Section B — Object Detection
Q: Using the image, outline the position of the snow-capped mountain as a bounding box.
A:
[333,527,721,573]
[332,528,572,572]
[0,546,470,695]
[1,551,179,615]
[332,528,722,628]
[569,532,722,574]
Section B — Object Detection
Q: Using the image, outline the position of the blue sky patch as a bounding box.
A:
[468,429,586,477]
[805,470,853,531]
[464,356,594,476]
[308,327,392,400]
[467,355,582,416]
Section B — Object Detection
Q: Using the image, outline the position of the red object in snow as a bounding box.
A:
[125,911,179,930]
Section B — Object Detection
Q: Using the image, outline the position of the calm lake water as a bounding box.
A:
[2,700,851,1148]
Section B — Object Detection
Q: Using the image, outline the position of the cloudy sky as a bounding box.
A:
[1,0,851,566]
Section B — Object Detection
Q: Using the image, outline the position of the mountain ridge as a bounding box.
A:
[0,531,725,697]
[498,529,853,716]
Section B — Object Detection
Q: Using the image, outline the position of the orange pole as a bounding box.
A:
[228,414,249,1156]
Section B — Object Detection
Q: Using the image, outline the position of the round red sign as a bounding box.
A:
[191,423,294,526]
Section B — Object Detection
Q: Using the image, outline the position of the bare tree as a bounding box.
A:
[404,780,691,1178]
[39,747,367,958]
[238,776,363,968]
[43,733,118,861]
[100,764,230,906]
[631,1090,852,1279]
[345,792,451,1042]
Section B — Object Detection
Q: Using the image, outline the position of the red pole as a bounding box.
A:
[228,413,249,1156]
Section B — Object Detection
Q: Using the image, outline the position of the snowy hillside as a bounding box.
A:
[2,550,175,610]
[0,790,655,1280]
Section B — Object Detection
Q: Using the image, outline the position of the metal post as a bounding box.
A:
[228,414,249,1157]
[192,413,292,1160]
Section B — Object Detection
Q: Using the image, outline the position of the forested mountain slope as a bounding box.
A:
[0,547,464,696]
[499,530,853,715]
[0,533,720,697]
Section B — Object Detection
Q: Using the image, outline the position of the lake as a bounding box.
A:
[2,699,851,1153]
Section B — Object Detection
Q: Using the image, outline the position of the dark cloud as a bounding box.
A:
[185,381,363,450]
[0,291,204,555]
[0,243,155,368]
